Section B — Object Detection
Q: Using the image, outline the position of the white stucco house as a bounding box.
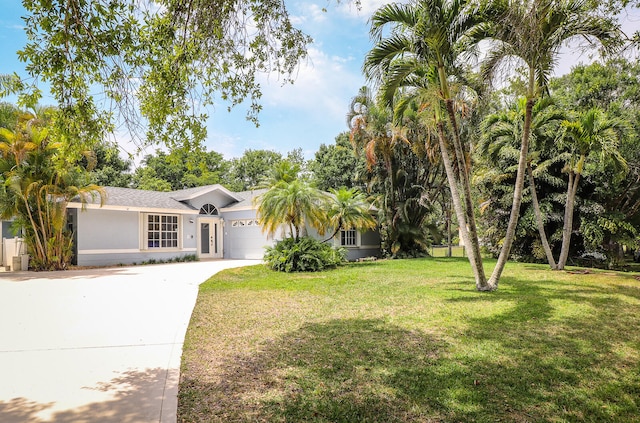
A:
[65,184,381,267]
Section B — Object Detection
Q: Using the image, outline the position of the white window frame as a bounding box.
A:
[339,229,359,247]
[143,213,181,249]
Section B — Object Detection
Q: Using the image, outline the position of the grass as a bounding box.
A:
[178,258,640,422]
[430,245,467,258]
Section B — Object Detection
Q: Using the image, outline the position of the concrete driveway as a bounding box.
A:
[0,259,260,423]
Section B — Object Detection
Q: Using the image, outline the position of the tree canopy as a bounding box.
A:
[15,0,312,151]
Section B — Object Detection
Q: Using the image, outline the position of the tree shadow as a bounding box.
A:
[0,367,172,423]
[446,275,640,421]
[179,318,489,422]
[180,273,640,422]
[0,266,140,281]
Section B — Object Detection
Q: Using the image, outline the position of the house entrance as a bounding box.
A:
[198,217,223,259]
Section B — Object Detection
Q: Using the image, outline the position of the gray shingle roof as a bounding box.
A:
[221,189,266,210]
[72,185,264,212]
[82,187,196,211]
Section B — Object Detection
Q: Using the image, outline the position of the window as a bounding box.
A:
[199,204,218,215]
[231,219,259,228]
[340,229,357,246]
[147,214,179,248]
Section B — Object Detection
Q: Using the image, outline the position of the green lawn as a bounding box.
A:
[178,258,640,422]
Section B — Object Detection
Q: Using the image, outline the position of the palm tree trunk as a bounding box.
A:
[488,97,536,287]
[444,99,489,290]
[436,121,486,289]
[447,203,452,258]
[557,170,581,270]
[527,163,557,269]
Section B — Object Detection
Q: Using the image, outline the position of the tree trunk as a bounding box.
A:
[444,99,489,290]
[557,169,581,270]
[447,203,452,258]
[527,163,557,269]
[436,121,485,288]
[488,97,536,287]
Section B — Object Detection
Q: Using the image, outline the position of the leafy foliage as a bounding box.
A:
[310,132,364,192]
[264,236,346,272]
[133,148,230,191]
[228,149,285,191]
[256,177,328,241]
[85,142,133,188]
[348,88,445,259]
[18,0,312,151]
[0,109,104,270]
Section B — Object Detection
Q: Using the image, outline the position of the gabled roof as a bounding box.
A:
[68,185,258,214]
[220,189,266,211]
[171,184,242,203]
[69,187,197,213]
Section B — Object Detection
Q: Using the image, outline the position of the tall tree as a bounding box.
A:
[364,0,490,288]
[86,142,134,188]
[348,88,446,257]
[556,108,628,269]
[132,148,230,191]
[310,132,363,192]
[229,149,284,191]
[482,0,620,285]
[479,97,565,268]
[550,59,640,262]
[0,110,104,270]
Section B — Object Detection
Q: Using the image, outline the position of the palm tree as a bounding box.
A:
[257,160,300,188]
[482,0,621,285]
[323,187,377,242]
[479,96,565,269]
[0,111,104,270]
[364,0,490,289]
[256,178,328,241]
[556,108,628,269]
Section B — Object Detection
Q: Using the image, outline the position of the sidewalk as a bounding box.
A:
[0,260,260,423]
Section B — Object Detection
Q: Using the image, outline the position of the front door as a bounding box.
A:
[198,217,223,259]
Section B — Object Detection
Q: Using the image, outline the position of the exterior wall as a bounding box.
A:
[222,209,274,259]
[361,229,381,246]
[240,221,381,262]
[333,228,382,261]
[75,208,197,266]
[345,247,381,261]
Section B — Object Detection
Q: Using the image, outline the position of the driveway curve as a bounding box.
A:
[0,259,261,423]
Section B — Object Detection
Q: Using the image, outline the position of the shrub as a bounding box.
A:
[264,236,347,272]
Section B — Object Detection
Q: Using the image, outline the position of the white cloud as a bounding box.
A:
[204,131,247,159]
[337,0,399,21]
[291,2,329,26]
[258,46,364,121]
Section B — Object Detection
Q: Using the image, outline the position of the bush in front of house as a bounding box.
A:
[264,236,346,272]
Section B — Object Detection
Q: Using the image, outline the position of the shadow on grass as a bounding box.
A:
[447,276,640,421]
[0,368,171,423]
[180,277,640,422]
[179,319,463,422]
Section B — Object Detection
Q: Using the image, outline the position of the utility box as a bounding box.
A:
[12,256,21,271]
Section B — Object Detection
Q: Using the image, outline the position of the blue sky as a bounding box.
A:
[1,1,638,163]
